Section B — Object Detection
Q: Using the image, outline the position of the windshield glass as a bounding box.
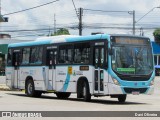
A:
[111,45,153,75]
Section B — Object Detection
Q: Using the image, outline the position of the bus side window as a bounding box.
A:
[22,48,30,65]
[74,43,90,64]
[30,47,43,64]
[59,45,73,64]
[12,52,21,66]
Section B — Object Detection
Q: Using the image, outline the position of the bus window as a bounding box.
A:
[12,51,21,66]
[74,43,90,64]
[59,45,73,64]
[30,46,43,64]
[22,48,30,65]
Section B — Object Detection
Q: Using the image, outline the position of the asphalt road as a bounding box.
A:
[0,77,160,119]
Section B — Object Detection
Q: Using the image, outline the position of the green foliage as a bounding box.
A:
[51,28,70,36]
[153,28,160,42]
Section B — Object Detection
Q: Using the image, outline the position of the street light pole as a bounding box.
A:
[128,10,136,35]
[84,9,135,35]
[136,6,160,24]
[133,10,135,35]
[134,6,160,36]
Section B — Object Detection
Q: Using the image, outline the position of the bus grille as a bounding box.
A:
[124,88,148,94]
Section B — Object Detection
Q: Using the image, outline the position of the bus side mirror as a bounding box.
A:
[108,48,113,55]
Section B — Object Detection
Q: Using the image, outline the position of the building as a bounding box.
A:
[151,41,160,76]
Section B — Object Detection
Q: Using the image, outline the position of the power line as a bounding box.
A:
[84,8,133,13]
[71,0,79,20]
[1,25,159,33]
[3,0,60,16]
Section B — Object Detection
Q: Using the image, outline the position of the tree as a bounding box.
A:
[51,28,70,36]
[153,28,160,43]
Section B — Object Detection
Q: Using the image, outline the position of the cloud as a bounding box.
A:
[1,0,160,39]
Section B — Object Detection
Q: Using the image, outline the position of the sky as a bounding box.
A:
[0,0,160,40]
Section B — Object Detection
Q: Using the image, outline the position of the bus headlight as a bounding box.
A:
[112,78,120,86]
[150,79,154,86]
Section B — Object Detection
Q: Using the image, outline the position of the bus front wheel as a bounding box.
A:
[82,81,91,102]
[118,94,127,103]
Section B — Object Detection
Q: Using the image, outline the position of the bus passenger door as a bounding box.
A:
[94,46,105,94]
[47,49,57,90]
[12,51,21,89]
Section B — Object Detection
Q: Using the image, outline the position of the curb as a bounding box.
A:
[0,84,10,91]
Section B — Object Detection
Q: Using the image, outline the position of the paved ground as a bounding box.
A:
[0,77,160,120]
[0,76,6,84]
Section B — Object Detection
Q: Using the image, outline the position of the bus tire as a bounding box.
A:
[82,81,91,102]
[25,79,36,97]
[56,92,71,99]
[77,80,83,98]
[118,94,127,103]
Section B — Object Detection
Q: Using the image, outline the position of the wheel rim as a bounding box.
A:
[83,85,86,97]
[28,83,33,95]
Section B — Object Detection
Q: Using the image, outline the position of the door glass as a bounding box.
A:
[94,47,104,92]
[100,48,104,67]
[95,48,99,68]
[54,51,57,65]
[13,52,20,66]
[49,51,54,65]
[47,49,57,69]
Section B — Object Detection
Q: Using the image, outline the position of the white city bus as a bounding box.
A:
[6,34,154,102]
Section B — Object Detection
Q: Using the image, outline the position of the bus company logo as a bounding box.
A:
[73,70,83,76]
[134,82,138,86]
[2,112,12,118]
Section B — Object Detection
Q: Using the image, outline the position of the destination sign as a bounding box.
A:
[111,36,150,44]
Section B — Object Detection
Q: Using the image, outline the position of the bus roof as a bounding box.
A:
[8,34,109,48]
[8,34,149,48]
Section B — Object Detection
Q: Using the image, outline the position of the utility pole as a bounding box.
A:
[54,14,56,34]
[79,8,83,36]
[0,0,1,15]
[132,10,135,35]
[140,27,144,36]
[48,26,51,36]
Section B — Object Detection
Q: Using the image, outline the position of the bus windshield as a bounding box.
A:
[111,38,153,75]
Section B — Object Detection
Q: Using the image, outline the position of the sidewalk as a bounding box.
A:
[0,84,10,91]
[0,76,10,91]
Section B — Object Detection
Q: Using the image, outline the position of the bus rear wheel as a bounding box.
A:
[118,94,127,103]
[56,92,71,99]
[25,79,42,97]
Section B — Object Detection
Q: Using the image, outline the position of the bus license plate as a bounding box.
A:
[132,91,140,95]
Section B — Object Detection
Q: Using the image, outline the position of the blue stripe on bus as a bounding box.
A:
[63,72,70,92]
